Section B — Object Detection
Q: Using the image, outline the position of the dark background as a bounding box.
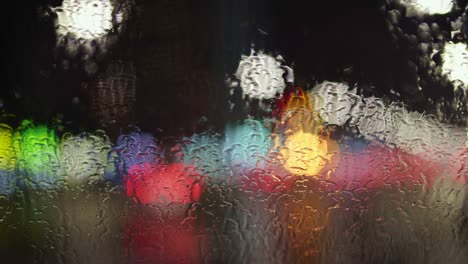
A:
[4,0,467,137]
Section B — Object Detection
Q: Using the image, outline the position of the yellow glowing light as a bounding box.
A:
[273,87,337,177]
[280,131,330,177]
[0,124,16,171]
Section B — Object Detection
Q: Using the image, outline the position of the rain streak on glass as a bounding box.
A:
[232,50,289,100]
[2,1,468,264]
[60,131,112,186]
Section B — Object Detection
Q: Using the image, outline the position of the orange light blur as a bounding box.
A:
[273,87,338,178]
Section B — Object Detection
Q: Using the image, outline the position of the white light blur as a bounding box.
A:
[60,132,111,185]
[309,82,465,159]
[56,0,114,40]
[234,50,291,100]
[402,0,454,15]
[441,42,468,90]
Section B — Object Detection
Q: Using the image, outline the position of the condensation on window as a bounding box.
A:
[1,1,468,264]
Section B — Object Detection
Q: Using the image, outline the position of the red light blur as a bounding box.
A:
[125,162,204,205]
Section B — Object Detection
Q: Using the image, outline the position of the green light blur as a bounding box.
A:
[13,121,61,188]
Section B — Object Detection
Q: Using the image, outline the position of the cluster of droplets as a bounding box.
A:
[384,0,467,124]
[3,3,468,261]
[2,77,466,196]
[1,79,467,262]
[125,163,203,206]
[13,122,62,190]
[311,81,467,182]
[182,132,224,181]
[223,120,272,169]
[56,0,114,40]
[0,124,16,195]
[107,130,206,207]
[91,61,137,128]
[400,0,455,16]
[441,42,468,91]
[60,131,111,185]
[51,0,134,74]
[230,50,293,100]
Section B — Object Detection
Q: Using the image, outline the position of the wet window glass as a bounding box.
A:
[2,0,467,263]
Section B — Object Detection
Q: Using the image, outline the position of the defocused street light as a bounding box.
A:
[55,0,114,40]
